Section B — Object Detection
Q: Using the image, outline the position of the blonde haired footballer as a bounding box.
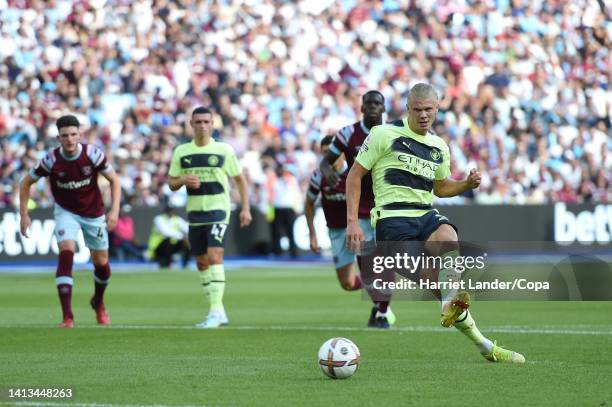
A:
[346,83,525,363]
[168,106,252,328]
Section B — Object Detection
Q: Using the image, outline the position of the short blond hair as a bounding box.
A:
[407,83,438,106]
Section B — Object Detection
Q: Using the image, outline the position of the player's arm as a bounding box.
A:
[346,162,369,252]
[305,172,322,253]
[18,174,37,237]
[304,171,322,254]
[304,195,320,254]
[233,173,252,228]
[433,169,481,197]
[168,175,200,191]
[101,168,121,231]
[168,148,200,191]
[346,129,380,252]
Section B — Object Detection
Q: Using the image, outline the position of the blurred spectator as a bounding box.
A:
[0,0,609,210]
[270,164,301,258]
[147,203,190,269]
[110,204,145,262]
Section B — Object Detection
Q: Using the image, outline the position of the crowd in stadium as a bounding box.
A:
[0,0,610,213]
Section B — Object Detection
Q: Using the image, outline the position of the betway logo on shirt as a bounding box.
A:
[555,203,612,244]
[397,154,439,179]
[56,177,92,189]
[323,192,346,201]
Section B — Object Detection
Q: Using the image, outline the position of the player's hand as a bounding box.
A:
[467,168,481,189]
[239,208,252,227]
[106,210,119,232]
[310,235,321,254]
[20,214,31,238]
[346,221,365,254]
[183,175,201,189]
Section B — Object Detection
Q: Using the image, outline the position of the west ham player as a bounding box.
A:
[19,115,121,328]
[347,83,525,362]
[168,106,252,329]
[319,90,395,328]
[305,137,365,291]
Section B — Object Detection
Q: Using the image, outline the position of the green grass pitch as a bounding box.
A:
[1,266,611,407]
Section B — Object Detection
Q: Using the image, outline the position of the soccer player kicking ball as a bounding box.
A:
[168,107,252,329]
[19,115,121,328]
[346,83,525,363]
[305,137,367,300]
[320,90,395,328]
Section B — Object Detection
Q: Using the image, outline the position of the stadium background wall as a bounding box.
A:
[0,203,610,262]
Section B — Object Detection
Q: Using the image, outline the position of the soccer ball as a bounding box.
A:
[317,337,360,379]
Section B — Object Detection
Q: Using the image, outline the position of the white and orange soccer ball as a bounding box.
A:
[317,337,361,379]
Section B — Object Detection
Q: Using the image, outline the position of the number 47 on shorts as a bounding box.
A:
[211,224,227,243]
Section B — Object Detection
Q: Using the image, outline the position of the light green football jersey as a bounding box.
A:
[169,139,241,225]
[355,118,451,223]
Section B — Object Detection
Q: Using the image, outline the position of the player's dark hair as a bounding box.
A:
[192,106,212,117]
[321,135,334,148]
[362,90,385,103]
[56,115,80,131]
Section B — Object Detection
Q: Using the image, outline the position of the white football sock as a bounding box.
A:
[454,310,494,354]
[438,250,462,311]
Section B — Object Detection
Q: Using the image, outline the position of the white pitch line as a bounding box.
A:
[0,324,611,336]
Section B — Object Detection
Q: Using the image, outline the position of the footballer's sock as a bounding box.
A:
[358,255,388,306]
[93,263,111,305]
[56,250,74,320]
[199,269,212,304]
[375,304,396,326]
[454,310,494,354]
[377,301,389,313]
[209,264,225,312]
[438,250,462,310]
